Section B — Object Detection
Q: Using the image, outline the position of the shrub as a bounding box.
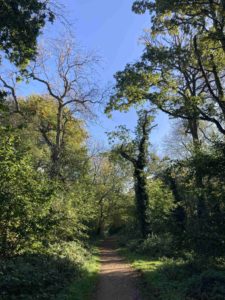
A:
[0,241,89,300]
[185,270,225,300]
[137,234,174,258]
[0,135,54,257]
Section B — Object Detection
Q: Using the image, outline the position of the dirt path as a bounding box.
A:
[95,237,142,300]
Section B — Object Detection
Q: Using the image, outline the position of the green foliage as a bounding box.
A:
[0,0,54,66]
[0,241,96,300]
[50,182,97,242]
[138,234,174,258]
[163,143,225,258]
[121,246,225,300]
[0,132,54,256]
[0,97,100,298]
[185,270,225,300]
[1,96,89,178]
[133,0,225,48]
[147,178,175,233]
[62,247,100,300]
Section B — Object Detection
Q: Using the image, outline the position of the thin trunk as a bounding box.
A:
[50,103,63,177]
[97,200,104,236]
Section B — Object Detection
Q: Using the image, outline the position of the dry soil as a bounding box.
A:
[94,237,142,300]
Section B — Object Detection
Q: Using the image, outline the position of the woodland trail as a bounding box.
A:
[94,237,142,300]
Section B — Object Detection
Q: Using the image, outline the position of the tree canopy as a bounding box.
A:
[0,0,55,66]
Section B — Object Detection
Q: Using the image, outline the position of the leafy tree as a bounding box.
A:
[106,29,225,137]
[106,6,225,222]
[0,95,89,180]
[132,0,225,52]
[91,153,132,236]
[107,2,225,141]
[147,178,175,234]
[0,0,55,67]
[0,132,54,257]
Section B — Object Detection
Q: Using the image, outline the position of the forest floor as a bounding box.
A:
[94,237,142,300]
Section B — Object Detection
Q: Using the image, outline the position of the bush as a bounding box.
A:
[137,234,174,258]
[185,270,225,300]
[0,241,90,300]
[0,135,54,257]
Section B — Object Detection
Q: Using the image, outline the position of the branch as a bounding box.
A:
[197,107,225,135]
[0,76,20,112]
[193,36,220,103]
[39,126,54,148]
[119,146,137,166]
[31,74,62,102]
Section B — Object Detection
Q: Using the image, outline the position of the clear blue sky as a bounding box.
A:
[29,0,171,152]
[68,0,171,152]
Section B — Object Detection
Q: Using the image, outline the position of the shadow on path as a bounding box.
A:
[95,237,142,300]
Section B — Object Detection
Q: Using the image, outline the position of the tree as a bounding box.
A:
[21,37,101,177]
[0,95,89,180]
[132,0,225,53]
[108,110,157,238]
[106,27,225,219]
[107,2,225,140]
[91,153,131,236]
[107,29,225,137]
[147,178,175,234]
[132,1,225,135]
[0,132,54,257]
[0,0,55,67]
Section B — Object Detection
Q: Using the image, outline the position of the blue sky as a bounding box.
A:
[67,0,171,151]
[23,0,171,153]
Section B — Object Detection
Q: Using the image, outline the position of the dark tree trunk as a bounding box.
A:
[50,102,63,178]
[134,167,150,238]
[119,111,154,238]
[168,175,186,231]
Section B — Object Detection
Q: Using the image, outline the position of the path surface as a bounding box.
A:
[95,238,142,300]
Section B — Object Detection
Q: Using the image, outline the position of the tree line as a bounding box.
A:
[0,1,225,299]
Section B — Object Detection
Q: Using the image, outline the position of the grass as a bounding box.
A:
[119,248,225,300]
[62,247,100,300]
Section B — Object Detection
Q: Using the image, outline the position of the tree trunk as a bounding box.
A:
[97,199,105,236]
[188,119,207,219]
[134,167,150,238]
[50,103,63,178]
[168,175,186,231]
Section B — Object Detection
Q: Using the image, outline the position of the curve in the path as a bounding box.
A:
[95,238,142,300]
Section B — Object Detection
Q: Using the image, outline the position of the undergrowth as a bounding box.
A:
[119,235,225,300]
[0,242,99,300]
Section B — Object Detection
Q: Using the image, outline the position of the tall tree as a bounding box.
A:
[26,37,101,177]
[1,36,101,178]
[106,30,225,136]
[0,95,89,180]
[109,110,156,238]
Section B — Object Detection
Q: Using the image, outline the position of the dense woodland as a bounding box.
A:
[1,1,225,299]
